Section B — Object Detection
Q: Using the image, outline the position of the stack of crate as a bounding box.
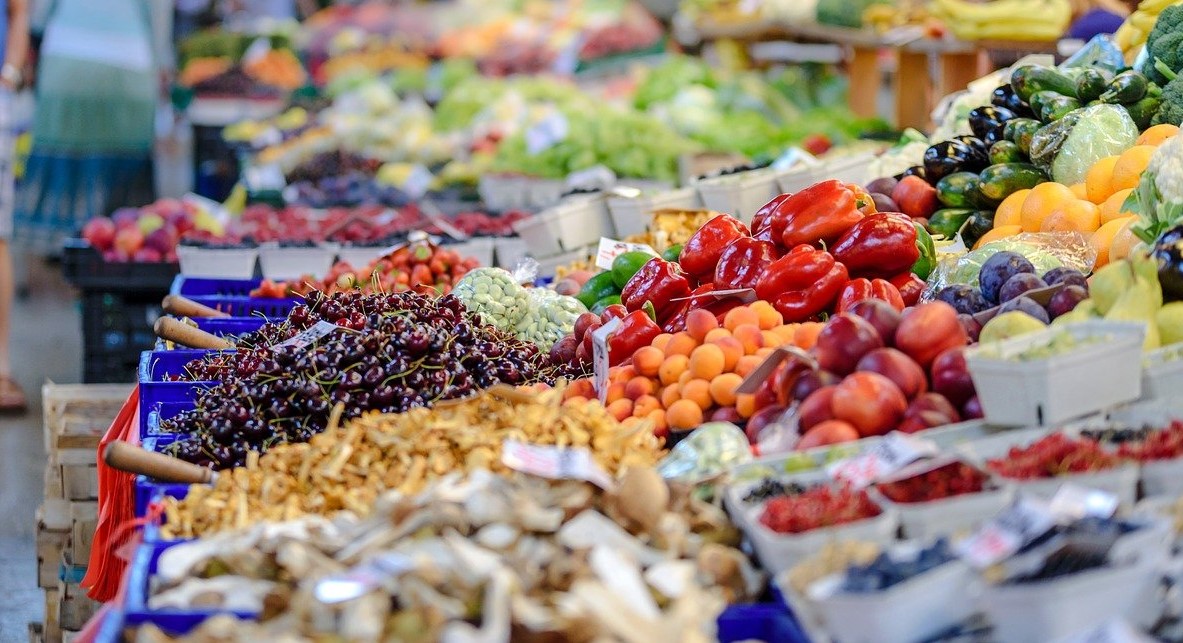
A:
[35,382,130,643]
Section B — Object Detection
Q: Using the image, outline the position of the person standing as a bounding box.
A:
[0,0,28,412]
[14,0,170,255]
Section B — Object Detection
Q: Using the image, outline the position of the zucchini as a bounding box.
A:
[1125,95,1163,130]
[1003,118,1042,154]
[977,163,1047,202]
[1011,66,1079,103]
[963,211,997,247]
[935,172,981,208]
[1039,96,1081,122]
[988,140,1025,165]
[1100,70,1149,105]
[1075,69,1109,103]
[928,208,975,239]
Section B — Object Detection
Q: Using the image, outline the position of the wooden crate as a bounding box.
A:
[42,382,129,454]
[59,463,98,502]
[28,621,43,643]
[58,580,99,632]
[36,522,69,590]
[43,463,63,500]
[43,588,60,643]
[68,502,97,563]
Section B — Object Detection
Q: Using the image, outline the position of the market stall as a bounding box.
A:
[31,1,1183,641]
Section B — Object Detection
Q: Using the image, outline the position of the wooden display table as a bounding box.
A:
[689,19,1060,130]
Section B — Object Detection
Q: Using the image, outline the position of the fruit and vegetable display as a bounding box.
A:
[758,484,884,534]
[985,433,1121,479]
[177,26,306,95]
[875,461,991,503]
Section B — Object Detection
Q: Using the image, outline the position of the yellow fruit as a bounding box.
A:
[1020,182,1077,232]
[1100,188,1136,224]
[1090,216,1136,268]
[974,225,1023,249]
[1136,123,1179,146]
[1070,183,1089,200]
[1040,200,1101,234]
[1084,155,1119,204]
[994,189,1030,228]
[1111,145,1156,192]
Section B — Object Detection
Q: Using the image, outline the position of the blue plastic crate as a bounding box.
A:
[186,295,297,319]
[717,603,809,643]
[123,540,254,635]
[169,276,261,297]
[137,350,219,438]
[134,435,193,517]
[154,317,268,350]
[141,484,193,541]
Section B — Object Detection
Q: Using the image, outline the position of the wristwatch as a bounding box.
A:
[1,63,21,86]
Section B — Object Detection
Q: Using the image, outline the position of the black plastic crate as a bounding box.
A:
[62,239,179,292]
[80,292,162,383]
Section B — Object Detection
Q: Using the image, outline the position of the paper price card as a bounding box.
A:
[276,321,354,351]
[826,432,939,488]
[955,496,1057,568]
[502,440,613,489]
[525,111,568,155]
[592,317,622,403]
[1049,484,1118,521]
[594,238,657,270]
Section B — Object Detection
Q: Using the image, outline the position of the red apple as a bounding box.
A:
[573,312,600,342]
[894,302,968,368]
[856,348,927,400]
[114,227,144,255]
[799,385,837,430]
[797,420,860,450]
[133,247,163,263]
[847,299,901,345]
[746,404,787,444]
[144,225,178,255]
[813,314,884,376]
[81,217,117,252]
[898,393,960,433]
[931,347,975,407]
[831,372,907,436]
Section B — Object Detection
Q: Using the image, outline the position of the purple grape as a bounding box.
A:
[1047,285,1089,319]
[1042,267,1088,290]
[997,295,1050,324]
[936,285,989,314]
[979,251,1035,304]
[998,273,1048,303]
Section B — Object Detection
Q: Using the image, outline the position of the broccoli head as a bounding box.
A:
[1153,74,1183,127]
[1141,5,1183,86]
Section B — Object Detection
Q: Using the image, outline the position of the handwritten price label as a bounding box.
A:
[592,317,622,404]
[594,238,657,270]
[826,432,939,488]
[275,321,354,351]
[955,496,1056,568]
[502,440,613,489]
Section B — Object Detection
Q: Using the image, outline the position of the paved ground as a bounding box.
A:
[0,258,85,641]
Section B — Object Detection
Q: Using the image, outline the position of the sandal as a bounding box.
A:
[0,376,27,413]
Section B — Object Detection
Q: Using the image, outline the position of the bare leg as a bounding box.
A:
[0,238,11,376]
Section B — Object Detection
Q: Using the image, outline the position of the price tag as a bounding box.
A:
[592,317,622,404]
[243,164,285,192]
[275,321,354,351]
[525,111,569,155]
[1049,484,1119,521]
[955,496,1057,568]
[502,440,614,489]
[826,432,939,488]
[595,238,657,270]
[771,147,820,172]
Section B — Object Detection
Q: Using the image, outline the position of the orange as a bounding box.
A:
[1040,200,1101,234]
[1111,145,1155,192]
[1109,218,1141,263]
[1021,182,1078,232]
[1069,183,1088,200]
[794,322,825,350]
[666,398,704,429]
[749,300,783,330]
[1089,216,1136,268]
[709,373,743,407]
[680,378,714,411]
[973,225,1022,249]
[688,344,726,380]
[994,189,1030,228]
[1099,188,1136,224]
[733,324,764,355]
[632,346,664,378]
[708,335,744,372]
[664,332,698,357]
[1136,124,1179,146]
[685,309,719,343]
[658,354,688,386]
[723,306,759,332]
[1084,156,1119,204]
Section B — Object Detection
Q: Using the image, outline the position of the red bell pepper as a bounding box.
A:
[661,302,690,334]
[714,237,777,290]
[849,183,878,216]
[600,304,628,321]
[620,257,691,323]
[677,214,749,281]
[830,213,920,277]
[836,278,906,313]
[687,283,746,325]
[754,246,835,302]
[889,272,927,307]
[608,310,662,367]
[771,180,865,248]
[772,262,849,323]
[751,194,790,243]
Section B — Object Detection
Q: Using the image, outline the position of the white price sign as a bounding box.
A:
[525,111,569,155]
[955,496,1057,568]
[592,317,622,404]
[826,432,939,489]
[502,440,614,489]
[275,321,355,351]
[594,237,657,270]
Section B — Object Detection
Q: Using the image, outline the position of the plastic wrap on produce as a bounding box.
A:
[1029,104,1138,186]
[657,422,752,483]
[1060,34,1126,73]
[925,232,1097,295]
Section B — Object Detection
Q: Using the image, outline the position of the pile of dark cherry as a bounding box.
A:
[161,291,559,469]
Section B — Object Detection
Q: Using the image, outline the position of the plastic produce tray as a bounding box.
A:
[134,435,191,517]
[169,276,261,297]
[123,540,254,634]
[716,603,809,643]
[62,239,180,292]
